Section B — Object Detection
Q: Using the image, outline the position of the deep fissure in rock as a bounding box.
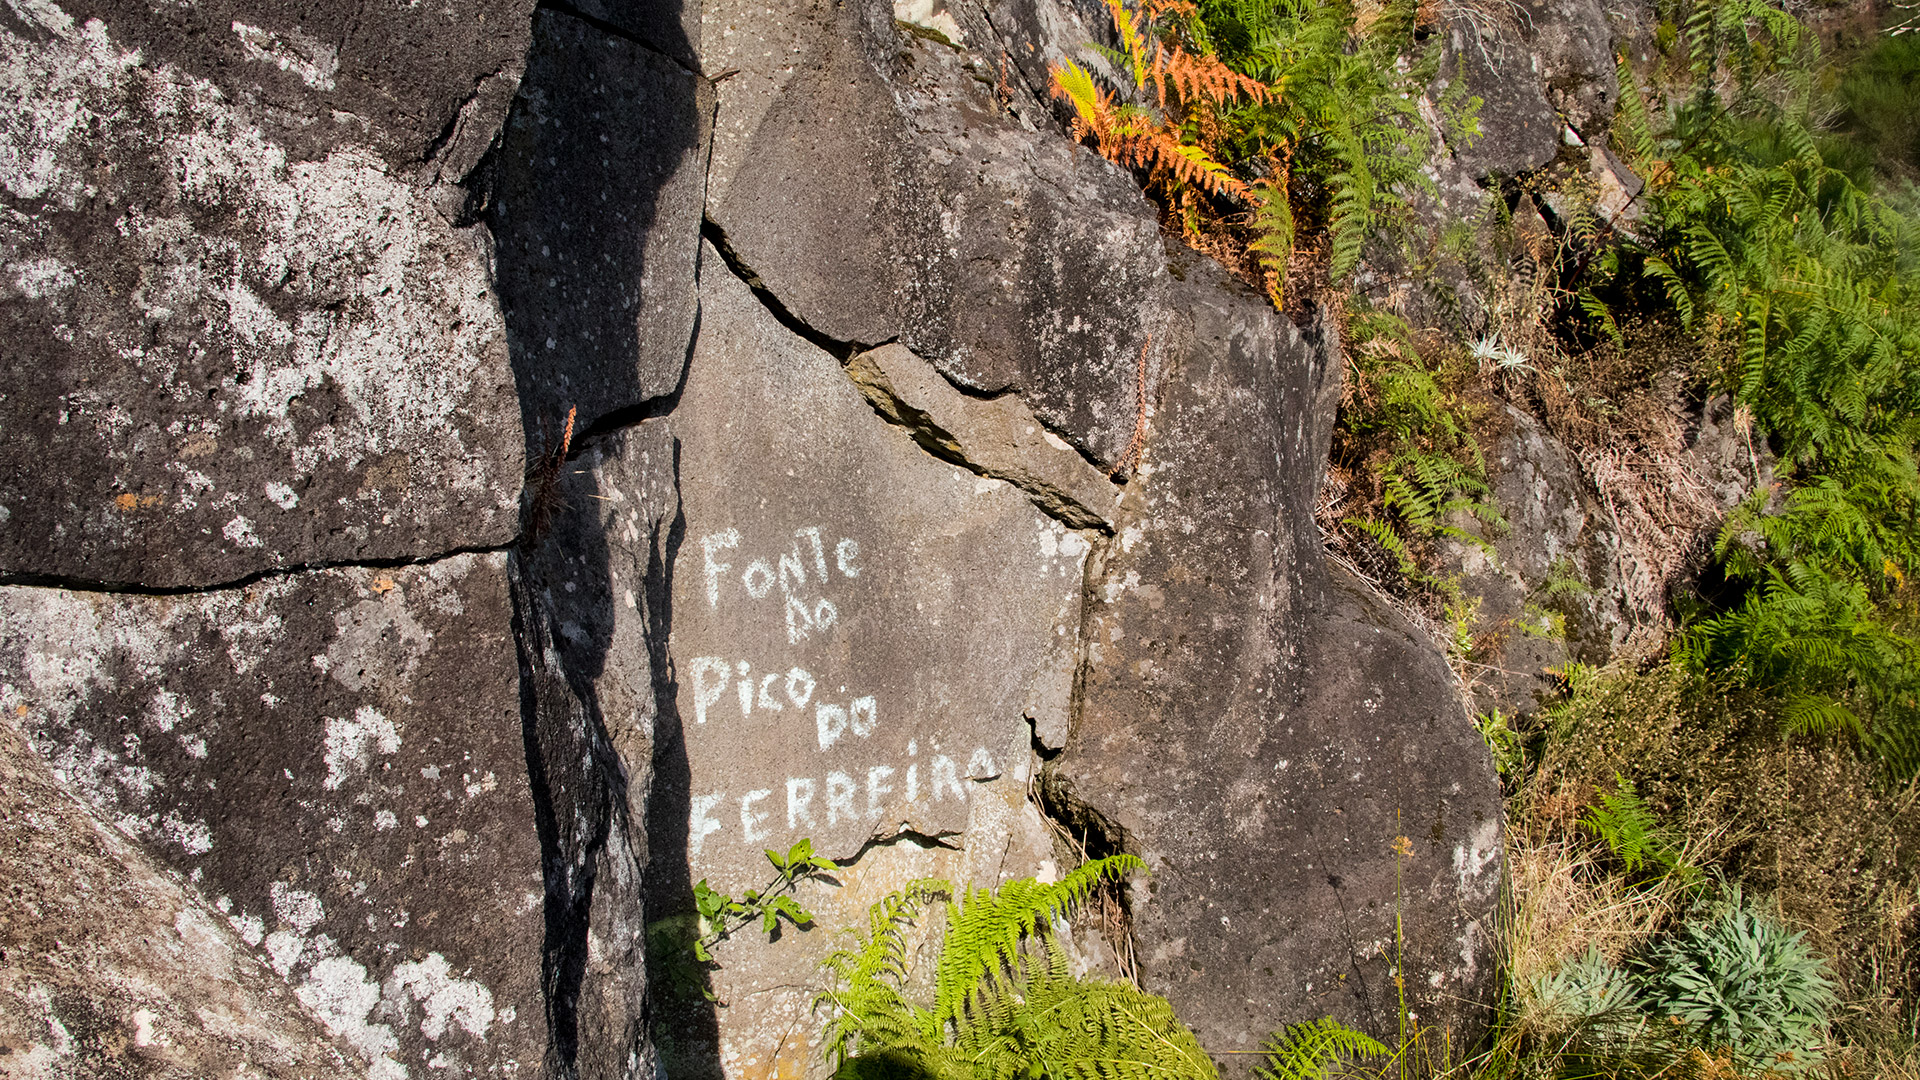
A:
[489,0,705,1071]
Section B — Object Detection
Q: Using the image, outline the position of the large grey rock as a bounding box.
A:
[1048,253,1502,1068]
[702,0,1168,463]
[649,244,1076,1076]
[0,716,363,1080]
[1433,16,1562,178]
[0,0,525,588]
[489,8,714,434]
[0,553,544,1078]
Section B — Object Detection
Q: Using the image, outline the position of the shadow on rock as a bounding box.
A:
[481,0,713,1072]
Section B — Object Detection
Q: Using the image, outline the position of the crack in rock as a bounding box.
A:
[0,542,519,599]
[846,343,1117,533]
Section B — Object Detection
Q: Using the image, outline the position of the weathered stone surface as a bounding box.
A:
[49,0,537,172]
[1524,0,1618,138]
[0,553,544,1078]
[490,8,714,433]
[1434,17,1562,178]
[702,0,1167,462]
[513,419,681,1080]
[0,716,363,1079]
[847,342,1120,530]
[649,244,1076,1077]
[982,0,1125,112]
[0,1,525,588]
[1048,253,1501,1068]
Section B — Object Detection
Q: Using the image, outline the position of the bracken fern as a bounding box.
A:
[817,856,1218,1080]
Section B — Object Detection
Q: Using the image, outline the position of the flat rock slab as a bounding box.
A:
[491,8,714,432]
[653,245,1075,1076]
[702,0,1167,463]
[0,553,543,1079]
[0,715,364,1080]
[0,2,523,588]
[847,342,1118,530]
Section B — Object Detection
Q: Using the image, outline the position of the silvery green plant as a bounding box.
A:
[1531,945,1643,1039]
[1637,889,1838,1072]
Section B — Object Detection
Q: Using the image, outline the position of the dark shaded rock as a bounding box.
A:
[0,2,524,588]
[490,8,713,435]
[485,9,711,1072]
[702,0,1167,463]
[0,715,364,1079]
[1048,253,1501,1068]
[512,419,681,1080]
[0,554,544,1078]
[566,0,704,70]
[1434,17,1561,178]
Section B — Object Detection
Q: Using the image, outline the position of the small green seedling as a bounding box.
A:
[689,839,839,963]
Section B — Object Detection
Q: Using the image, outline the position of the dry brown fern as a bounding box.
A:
[1048,0,1269,202]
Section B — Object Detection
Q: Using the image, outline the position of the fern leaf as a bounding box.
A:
[1254,1017,1388,1080]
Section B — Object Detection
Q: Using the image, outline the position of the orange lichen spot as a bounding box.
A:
[112,493,163,512]
[12,704,26,717]
[369,576,397,596]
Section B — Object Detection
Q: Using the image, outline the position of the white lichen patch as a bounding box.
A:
[263,481,300,510]
[1452,818,1501,902]
[295,954,406,1080]
[385,952,497,1041]
[322,705,401,791]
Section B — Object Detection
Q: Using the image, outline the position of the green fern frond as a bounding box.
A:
[821,858,1215,1080]
[1254,1017,1388,1080]
[935,855,1144,1032]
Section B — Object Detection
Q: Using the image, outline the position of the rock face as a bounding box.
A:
[0,0,1561,1072]
[1051,254,1501,1057]
[646,240,1078,1076]
[0,716,364,1079]
[0,0,529,588]
[0,555,545,1078]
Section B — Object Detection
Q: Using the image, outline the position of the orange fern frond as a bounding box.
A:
[1151,42,1269,107]
[1164,140,1249,197]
